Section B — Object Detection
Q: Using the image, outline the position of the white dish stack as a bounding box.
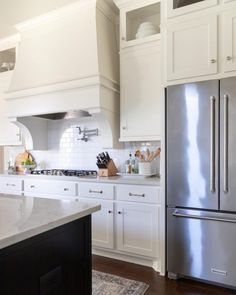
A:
[135,22,158,39]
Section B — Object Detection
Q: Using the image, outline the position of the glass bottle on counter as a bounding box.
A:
[125,153,132,174]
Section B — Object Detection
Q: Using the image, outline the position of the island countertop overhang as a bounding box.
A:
[0,193,101,250]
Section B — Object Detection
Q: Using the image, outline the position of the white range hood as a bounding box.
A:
[5,0,120,150]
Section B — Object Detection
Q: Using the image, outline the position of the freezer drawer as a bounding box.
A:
[167,208,236,287]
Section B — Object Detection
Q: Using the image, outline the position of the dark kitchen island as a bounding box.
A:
[0,194,100,295]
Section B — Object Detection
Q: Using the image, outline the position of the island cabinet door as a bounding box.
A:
[116,202,159,258]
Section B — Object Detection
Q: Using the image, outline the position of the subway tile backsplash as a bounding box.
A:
[4,117,161,173]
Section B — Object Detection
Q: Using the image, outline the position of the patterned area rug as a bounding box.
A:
[92,270,149,295]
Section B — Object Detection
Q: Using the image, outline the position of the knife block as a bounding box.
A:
[98,159,118,177]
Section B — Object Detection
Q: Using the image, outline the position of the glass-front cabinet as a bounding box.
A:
[120,0,161,48]
[167,0,218,17]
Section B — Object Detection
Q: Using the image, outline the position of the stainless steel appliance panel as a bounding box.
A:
[166,81,219,209]
[167,208,236,287]
[220,77,236,212]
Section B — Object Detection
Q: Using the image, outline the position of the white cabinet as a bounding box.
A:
[78,182,114,200]
[120,41,162,141]
[116,184,159,258]
[92,200,114,249]
[24,178,77,199]
[78,182,160,259]
[80,197,114,250]
[0,176,23,195]
[115,0,162,142]
[166,14,218,81]
[0,71,21,145]
[117,0,161,48]
[223,10,236,73]
[117,202,159,257]
[166,0,217,18]
[78,182,115,249]
[117,184,160,203]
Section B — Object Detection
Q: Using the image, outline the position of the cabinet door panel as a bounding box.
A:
[78,182,114,200]
[0,72,21,145]
[167,15,218,81]
[24,179,77,197]
[0,177,23,195]
[120,42,161,141]
[117,184,160,204]
[92,201,114,249]
[117,202,159,257]
[80,198,114,249]
[223,11,236,73]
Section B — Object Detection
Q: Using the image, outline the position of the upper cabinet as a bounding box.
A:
[114,0,162,141]
[120,41,162,141]
[0,36,22,146]
[165,0,236,84]
[118,0,161,48]
[166,14,218,81]
[223,10,236,73]
[166,0,218,18]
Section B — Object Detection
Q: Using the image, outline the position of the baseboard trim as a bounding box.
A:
[92,248,161,273]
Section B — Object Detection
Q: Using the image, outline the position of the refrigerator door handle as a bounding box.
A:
[223,94,229,193]
[173,210,236,224]
[210,96,216,193]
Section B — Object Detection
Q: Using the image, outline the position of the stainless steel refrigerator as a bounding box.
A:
[166,77,236,288]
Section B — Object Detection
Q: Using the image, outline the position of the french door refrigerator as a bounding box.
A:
[166,77,236,288]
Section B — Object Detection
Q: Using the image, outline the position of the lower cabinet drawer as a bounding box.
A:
[117,184,160,204]
[0,177,23,194]
[78,182,114,200]
[24,179,77,197]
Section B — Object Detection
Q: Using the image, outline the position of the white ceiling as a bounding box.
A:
[0,0,118,39]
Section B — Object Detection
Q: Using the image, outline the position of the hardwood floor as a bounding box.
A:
[92,255,236,295]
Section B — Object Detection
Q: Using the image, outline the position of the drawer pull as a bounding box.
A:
[129,192,145,197]
[64,188,69,191]
[118,211,122,214]
[6,183,16,187]
[89,190,103,194]
[30,185,35,188]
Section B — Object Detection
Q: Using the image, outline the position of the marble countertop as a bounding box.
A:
[0,172,161,186]
[0,193,100,250]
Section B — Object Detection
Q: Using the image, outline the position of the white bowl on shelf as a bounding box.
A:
[139,22,155,29]
[135,22,159,39]
[136,29,158,39]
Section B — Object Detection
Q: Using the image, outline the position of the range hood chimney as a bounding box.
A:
[5,0,120,150]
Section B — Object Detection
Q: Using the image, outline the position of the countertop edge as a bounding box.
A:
[0,204,101,250]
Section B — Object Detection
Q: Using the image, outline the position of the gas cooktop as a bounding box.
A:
[31,169,97,177]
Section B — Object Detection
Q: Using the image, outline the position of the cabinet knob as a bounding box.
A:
[118,211,122,214]
[108,210,113,214]
[30,185,35,188]
[210,59,217,64]
[64,188,69,191]
[226,56,232,61]
[122,126,126,130]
